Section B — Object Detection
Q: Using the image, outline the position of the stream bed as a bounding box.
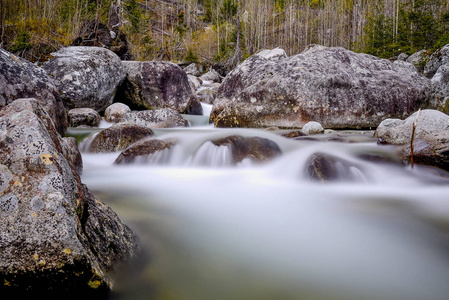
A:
[78,123,449,300]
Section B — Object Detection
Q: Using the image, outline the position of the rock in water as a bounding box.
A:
[0,99,139,295]
[375,109,449,145]
[120,108,188,129]
[116,61,203,115]
[104,102,131,123]
[0,48,67,135]
[42,46,125,112]
[211,45,434,129]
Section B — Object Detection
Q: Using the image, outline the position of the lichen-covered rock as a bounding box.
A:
[104,102,131,123]
[116,61,203,115]
[393,60,418,73]
[375,110,449,145]
[42,46,125,112]
[62,137,83,175]
[424,44,449,78]
[200,69,222,83]
[0,99,139,295]
[397,53,409,61]
[187,75,202,93]
[184,63,204,77]
[0,48,67,135]
[114,138,176,164]
[85,123,154,153]
[431,63,449,113]
[211,135,282,164]
[406,49,431,74]
[302,121,324,135]
[120,108,188,128]
[68,108,101,127]
[211,45,434,129]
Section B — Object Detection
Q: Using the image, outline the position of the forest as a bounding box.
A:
[1,0,449,69]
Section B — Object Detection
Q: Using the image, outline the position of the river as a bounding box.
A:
[78,107,449,300]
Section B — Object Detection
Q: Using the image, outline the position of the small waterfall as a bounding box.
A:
[187,141,233,167]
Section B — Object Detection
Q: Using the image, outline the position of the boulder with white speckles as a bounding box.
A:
[116,61,203,115]
[0,99,140,295]
[42,46,125,112]
[211,45,434,129]
[0,48,67,135]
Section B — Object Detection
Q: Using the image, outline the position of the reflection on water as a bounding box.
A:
[79,128,449,300]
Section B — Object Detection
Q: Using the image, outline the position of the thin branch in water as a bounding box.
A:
[410,108,421,169]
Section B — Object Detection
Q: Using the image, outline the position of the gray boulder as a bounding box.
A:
[211,46,434,129]
[302,121,324,135]
[0,48,67,135]
[406,49,431,74]
[375,109,449,145]
[393,60,418,73]
[184,63,204,77]
[196,88,216,104]
[67,108,101,127]
[0,99,139,294]
[404,130,449,172]
[256,47,288,60]
[200,68,222,83]
[397,53,409,61]
[424,44,449,78]
[104,102,131,123]
[187,75,202,93]
[83,123,154,153]
[117,61,202,115]
[431,63,449,113]
[120,108,188,128]
[42,46,125,112]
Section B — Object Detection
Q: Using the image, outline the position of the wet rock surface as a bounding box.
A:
[115,138,176,164]
[116,61,202,115]
[0,99,139,294]
[0,48,67,135]
[42,46,125,112]
[211,45,434,129]
[211,135,282,164]
[85,123,154,153]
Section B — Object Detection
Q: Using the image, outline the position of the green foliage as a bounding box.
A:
[10,32,31,52]
[185,48,199,63]
[220,0,238,21]
[123,0,141,33]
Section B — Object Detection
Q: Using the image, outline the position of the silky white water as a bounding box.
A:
[79,127,449,300]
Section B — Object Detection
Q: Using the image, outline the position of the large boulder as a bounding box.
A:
[116,61,203,115]
[0,48,67,135]
[211,45,434,129]
[67,108,101,128]
[431,64,449,113]
[424,44,449,78]
[0,99,139,295]
[42,46,125,112]
[375,110,449,145]
[104,102,131,123]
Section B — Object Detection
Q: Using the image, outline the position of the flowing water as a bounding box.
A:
[77,114,449,300]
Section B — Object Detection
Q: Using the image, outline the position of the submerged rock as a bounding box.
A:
[120,108,188,128]
[305,152,367,182]
[42,46,125,112]
[0,99,139,295]
[115,138,176,164]
[211,135,282,164]
[211,45,433,129]
[68,108,101,127]
[0,48,67,135]
[85,123,154,153]
[116,61,203,115]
